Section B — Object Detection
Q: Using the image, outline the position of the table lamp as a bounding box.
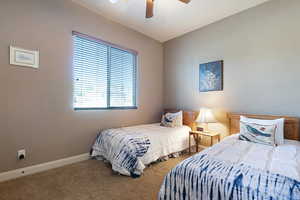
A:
[195,108,217,132]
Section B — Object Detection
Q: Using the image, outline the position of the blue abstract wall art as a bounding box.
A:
[199,60,223,92]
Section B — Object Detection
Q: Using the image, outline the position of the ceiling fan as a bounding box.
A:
[109,0,191,18]
[146,0,191,18]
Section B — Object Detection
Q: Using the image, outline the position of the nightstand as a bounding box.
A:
[189,131,221,153]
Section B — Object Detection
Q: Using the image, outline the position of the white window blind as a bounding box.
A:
[73,32,137,110]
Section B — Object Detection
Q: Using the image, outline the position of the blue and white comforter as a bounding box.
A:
[92,128,150,177]
[91,123,192,177]
[159,135,300,200]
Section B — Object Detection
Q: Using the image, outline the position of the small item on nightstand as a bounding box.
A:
[196,127,204,132]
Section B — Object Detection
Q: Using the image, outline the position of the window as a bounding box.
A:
[73,32,137,110]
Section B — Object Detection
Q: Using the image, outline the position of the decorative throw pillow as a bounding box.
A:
[161,111,183,128]
[239,121,277,146]
[240,116,285,145]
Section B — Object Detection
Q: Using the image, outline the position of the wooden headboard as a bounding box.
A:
[164,109,199,130]
[228,113,300,141]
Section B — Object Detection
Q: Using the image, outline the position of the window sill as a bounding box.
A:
[74,106,138,111]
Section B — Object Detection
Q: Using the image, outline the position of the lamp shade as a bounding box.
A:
[196,108,217,123]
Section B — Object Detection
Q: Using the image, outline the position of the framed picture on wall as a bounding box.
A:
[10,46,39,69]
[199,60,223,92]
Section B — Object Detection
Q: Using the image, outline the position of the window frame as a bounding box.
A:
[72,31,138,111]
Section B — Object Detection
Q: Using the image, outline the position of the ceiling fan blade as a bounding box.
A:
[146,0,154,18]
[178,0,191,3]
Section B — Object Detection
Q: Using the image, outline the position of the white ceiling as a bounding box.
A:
[72,0,271,42]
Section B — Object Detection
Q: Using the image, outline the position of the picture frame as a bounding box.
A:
[10,46,39,69]
[199,60,223,92]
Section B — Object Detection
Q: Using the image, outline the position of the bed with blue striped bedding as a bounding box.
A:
[91,128,150,177]
[91,123,192,177]
[159,135,300,200]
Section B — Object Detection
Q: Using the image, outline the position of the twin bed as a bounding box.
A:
[159,113,300,200]
[91,110,300,199]
[91,110,197,177]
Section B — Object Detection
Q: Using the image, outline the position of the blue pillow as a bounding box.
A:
[161,111,183,127]
[239,121,277,146]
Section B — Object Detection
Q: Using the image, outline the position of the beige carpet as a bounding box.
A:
[0,155,190,200]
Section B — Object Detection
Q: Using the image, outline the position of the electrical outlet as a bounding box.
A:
[17,149,26,160]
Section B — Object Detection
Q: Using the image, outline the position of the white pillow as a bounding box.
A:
[240,116,285,145]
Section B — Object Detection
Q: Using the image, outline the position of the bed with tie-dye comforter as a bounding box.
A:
[159,134,300,200]
[91,123,192,177]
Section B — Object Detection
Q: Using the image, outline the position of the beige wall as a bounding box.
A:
[164,0,300,138]
[1,0,300,173]
[0,0,163,173]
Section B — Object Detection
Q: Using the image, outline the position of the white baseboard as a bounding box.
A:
[0,153,90,183]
